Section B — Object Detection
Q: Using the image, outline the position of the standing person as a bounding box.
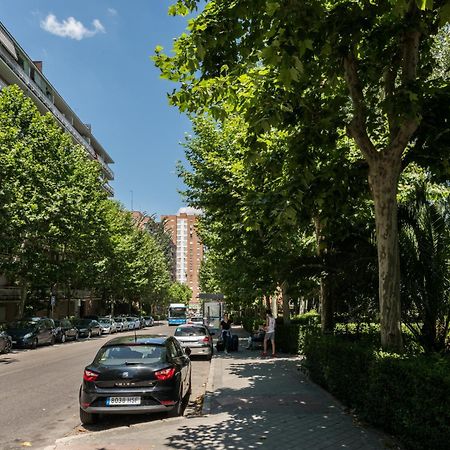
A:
[220,313,232,354]
[262,309,276,357]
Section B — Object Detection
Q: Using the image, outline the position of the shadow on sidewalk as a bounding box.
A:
[165,357,395,450]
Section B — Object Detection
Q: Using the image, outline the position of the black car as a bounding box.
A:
[0,330,12,354]
[72,319,102,338]
[6,317,55,349]
[54,319,79,342]
[79,335,192,424]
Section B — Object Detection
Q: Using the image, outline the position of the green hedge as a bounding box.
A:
[303,334,450,450]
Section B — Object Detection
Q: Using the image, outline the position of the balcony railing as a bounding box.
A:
[103,183,114,196]
[0,45,114,180]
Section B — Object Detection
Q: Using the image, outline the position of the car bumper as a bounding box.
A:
[182,345,212,356]
[81,404,174,414]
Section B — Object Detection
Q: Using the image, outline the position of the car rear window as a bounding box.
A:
[174,326,207,336]
[95,345,166,366]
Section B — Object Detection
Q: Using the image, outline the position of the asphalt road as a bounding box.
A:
[0,322,211,450]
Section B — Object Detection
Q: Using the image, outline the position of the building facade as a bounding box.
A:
[161,210,204,312]
[0,21,114,322]
[0,21,114,194]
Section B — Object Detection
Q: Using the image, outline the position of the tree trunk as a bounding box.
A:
[18,282,27,318]
[281,281,290,324]
[314,217,334,333]
[369,156,403,352]
[320,275,334,334]
[271,294,278,318]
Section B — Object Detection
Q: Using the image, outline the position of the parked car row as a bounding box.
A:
[0,314,155,352]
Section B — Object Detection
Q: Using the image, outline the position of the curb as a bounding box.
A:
[201,353,217,415]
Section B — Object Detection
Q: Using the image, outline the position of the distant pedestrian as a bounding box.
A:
[220,313,232,354]
[262,309,276,357]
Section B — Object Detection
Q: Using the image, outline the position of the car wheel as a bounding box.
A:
[79,407,98,425]
[60,333,66,343]
[186,372,192,398]
[4,340,12,354]
[50,335,55,346]
[74,332,79,341]
[87,330,91,339]
[31,338,38,349]
[168,398,183,418]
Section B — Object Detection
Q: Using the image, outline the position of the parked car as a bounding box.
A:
[143,316,154,327]
[174,324,214,360]
[53,319,79,342]
[79,335,192,424]
[72,319,102,338]
[113,317,126,332]
[98,317,117,334]
[187,316,204,326]
[0,330,12,354]
[125,317,140,330]
[6,317,55,349]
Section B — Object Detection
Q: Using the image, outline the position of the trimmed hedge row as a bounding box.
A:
[303,334,450,450]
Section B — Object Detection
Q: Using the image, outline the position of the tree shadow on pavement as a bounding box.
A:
[165,356,398,450]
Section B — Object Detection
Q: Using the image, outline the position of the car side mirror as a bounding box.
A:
[185,347,192,356]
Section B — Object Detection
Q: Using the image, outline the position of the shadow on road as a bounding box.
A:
[0,354,19,364]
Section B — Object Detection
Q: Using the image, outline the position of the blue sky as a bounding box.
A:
[1,0,194,218]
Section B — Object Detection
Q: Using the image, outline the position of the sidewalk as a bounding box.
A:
[48,330,398,450]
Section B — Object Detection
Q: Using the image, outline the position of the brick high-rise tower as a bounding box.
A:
[161,209,204,312]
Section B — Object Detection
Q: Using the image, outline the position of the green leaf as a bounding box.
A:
[416,0,433,10]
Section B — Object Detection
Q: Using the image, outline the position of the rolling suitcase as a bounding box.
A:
[230,334,239,352]
[216,339,225,352]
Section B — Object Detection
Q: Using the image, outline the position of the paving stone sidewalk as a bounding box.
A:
[48,330,398,450]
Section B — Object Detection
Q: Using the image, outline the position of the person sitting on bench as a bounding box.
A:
[246,326,265,350]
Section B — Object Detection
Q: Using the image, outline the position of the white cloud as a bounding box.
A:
[107,8,118,16]
[40,14,105,40]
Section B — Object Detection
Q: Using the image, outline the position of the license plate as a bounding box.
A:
[106,396,141,406]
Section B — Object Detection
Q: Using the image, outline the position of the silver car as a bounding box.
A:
[174,325,214,360]
[113,317,126,332]
[98,318,117,334]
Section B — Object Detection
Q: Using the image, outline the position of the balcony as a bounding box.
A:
[103,183,114,197]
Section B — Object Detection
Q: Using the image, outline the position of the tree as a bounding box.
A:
[156,0,450,351]
[399,179,450,352]
[0,85,107,315]
[168,281,192,305]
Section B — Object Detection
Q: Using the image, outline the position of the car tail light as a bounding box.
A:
[202,336,211,343]
[154,367,176,381]
[83,369,99,382]
[160,400,176,406]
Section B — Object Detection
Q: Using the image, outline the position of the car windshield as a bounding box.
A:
[95,344,166,366]
[7,320,37,330]
[169,307,186,318]
[174,326,206,336]
[73,319,90,327]
[99,319,110,324]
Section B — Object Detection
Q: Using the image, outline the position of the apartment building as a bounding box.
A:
[161,209,204,312]
[0,21,114,194]
[0,21,114,322]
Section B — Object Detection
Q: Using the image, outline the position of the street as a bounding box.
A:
[0,322,211,450]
